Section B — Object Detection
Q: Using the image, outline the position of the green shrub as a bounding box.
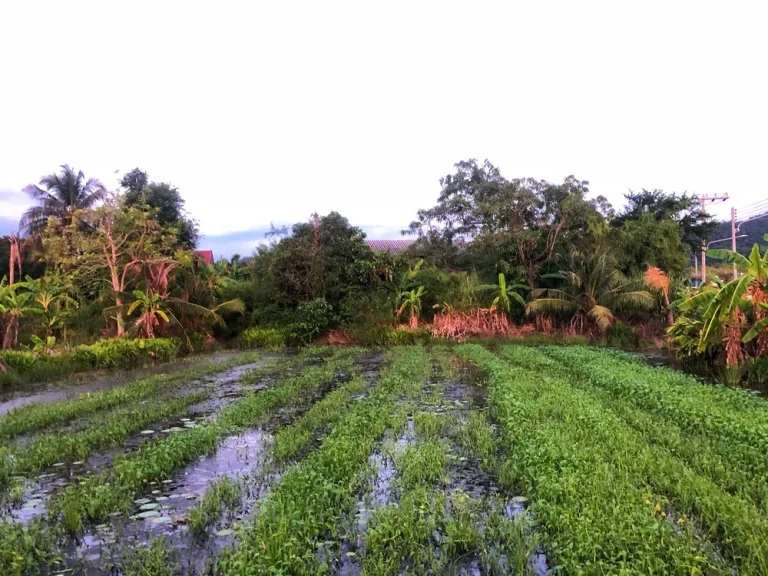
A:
[1,338,180,386]
[604,323,641,348]
[237,327,286,348]
[286,298,335,345]
[391,327,432,346]
[72,338,179,369]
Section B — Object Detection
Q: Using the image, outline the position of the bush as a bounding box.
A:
[237,327,286,348]
[286,299,335,345]
[0,338,180,386]
[72,338,180,369]
[604,323,641,348]
[343,325,431,346]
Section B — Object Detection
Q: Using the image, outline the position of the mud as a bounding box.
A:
[0,350,253,416]
[65,356,367,574]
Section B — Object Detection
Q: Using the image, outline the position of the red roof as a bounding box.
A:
[365,239,414,254]
[194,250,214,265]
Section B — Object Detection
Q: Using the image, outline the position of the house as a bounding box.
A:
[194,250,214,266]
[365,239,414,254]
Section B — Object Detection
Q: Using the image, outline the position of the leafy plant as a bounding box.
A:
[527,249,654,333]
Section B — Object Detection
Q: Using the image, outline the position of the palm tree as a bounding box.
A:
[397,286,426,329]
[20,165,106,235]
[477,273,529,315]
[526,250,654,333]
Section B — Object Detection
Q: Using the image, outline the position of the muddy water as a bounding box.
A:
[0,359,281,525]
[333,358,548,576]
[0,350,251,416]
[67,357,371,574]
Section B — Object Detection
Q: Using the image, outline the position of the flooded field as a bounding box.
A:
[1,344,768,575]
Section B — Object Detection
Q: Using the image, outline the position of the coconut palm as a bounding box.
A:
[526,250,654,333]
[20,165,106,235]
[397,286,426,329]
[477,273,529,315]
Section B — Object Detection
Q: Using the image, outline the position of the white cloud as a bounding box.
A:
[0,1,765,235]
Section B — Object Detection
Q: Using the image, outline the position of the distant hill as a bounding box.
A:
[712,215,768,256]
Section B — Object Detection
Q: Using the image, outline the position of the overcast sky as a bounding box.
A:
[1,1,766,255]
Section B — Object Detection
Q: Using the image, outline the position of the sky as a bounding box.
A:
[1,1,766,257]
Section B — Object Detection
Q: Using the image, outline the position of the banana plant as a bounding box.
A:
[477,273,529,315]
[397,286,426,329]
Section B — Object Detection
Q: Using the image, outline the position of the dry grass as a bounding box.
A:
[431,309,536,340]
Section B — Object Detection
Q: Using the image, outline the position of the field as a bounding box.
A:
[1,344,767,575]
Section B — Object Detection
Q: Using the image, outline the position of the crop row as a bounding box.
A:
[215,346,431,574]
[501,346,768,513]
[0,390,207,488]
[545,346,768,458]
[188,368,370,534]
[457,343,736,574]
[0,349,266,442]
[51,348,358,532]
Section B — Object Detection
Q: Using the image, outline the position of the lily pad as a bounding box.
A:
[155,496,169,502]
[137,510,159,519]
[72,461,84,466]
[180,418,191,422]
[151,490,161,495]
[510,496,529,504]
[181,493,197,500]
[52,462,65,467]
[151,516,172,524]
[134,498,151,505]
[139,503,159,511]
[24,499,43,506]
[140,430,155,435]
[215,528,234,537]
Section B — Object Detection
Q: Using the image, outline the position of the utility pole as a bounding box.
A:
[700,193,729,285]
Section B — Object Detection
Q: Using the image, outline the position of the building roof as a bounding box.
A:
[365,239,414,254]
[194,250,214,265]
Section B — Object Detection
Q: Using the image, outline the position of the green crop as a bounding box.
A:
[216,346,431,574]
[458,343,729,574]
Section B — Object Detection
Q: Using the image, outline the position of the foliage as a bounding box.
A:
[286,298,334,345]
[527,249,654,332]
[20,164,106,235]
[406,159,611,287]
[122,168,199,249]
[476,272,528,315]
[236,326,286,348]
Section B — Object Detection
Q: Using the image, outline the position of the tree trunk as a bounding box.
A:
[2,316,18,350]
[114,294,125,338]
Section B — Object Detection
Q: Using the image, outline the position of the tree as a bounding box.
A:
[38,201,177,338]
[406,159,611,288]
[526,249,654,333]
[20,165,106,235]
[122,170,199,250]
[613,213,689,277]
[269,212,377,309]
[613,189,717,249]
[477,273,528,315]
